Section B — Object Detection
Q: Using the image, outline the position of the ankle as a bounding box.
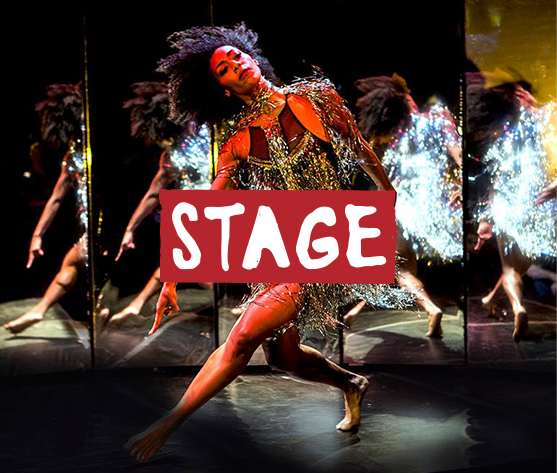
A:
[28,311,45,319]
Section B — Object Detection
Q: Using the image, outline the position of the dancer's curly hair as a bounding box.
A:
[123,82,182,145]
[35,83,83,148]
[354,74,412,140]
[466,72,532,155]
[158,23,277,126]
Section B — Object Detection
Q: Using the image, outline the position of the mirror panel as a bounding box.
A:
[466,0,556,370]
[0,9,92,375]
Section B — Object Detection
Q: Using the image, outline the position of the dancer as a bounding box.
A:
[469,74,556,341]
[353,74,463,337]
[126,24,412,462]
[3,84,88,334]
[101,82,211,326]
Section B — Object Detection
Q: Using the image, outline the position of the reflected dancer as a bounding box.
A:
[3,84,88,334]
[354,74,463,337]
[469,73,556,341]
[100,82,211,326]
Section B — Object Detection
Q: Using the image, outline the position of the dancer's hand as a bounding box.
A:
[534,180,557,205]
[474,221,493,251]
[449,190,461,208]
[116,230,136,261]
[27,235,44,268]
[150,283,179,335]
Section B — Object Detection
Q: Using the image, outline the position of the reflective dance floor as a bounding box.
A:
[0,366,554,472]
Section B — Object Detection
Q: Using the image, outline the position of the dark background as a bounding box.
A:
[86,0,463,298]
[0,0,463,305]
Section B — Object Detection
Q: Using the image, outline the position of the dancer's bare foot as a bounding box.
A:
[3,312,43,334]
[481,296,497,317]
[336,374,369,431]
[125,420,176,463]
[426,311,443,338]
[109,305,141,327]
[512,311,529,342]
[99,307,110,320]
[343,300,367,328]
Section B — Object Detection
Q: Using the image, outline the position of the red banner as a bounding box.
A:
[160,190,396,283]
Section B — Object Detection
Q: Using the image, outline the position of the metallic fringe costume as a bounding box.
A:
[382,104,463,262]
[164,124,212,190]
[63,140,89,258]
[478,102,557,259]
[221,77,414,333]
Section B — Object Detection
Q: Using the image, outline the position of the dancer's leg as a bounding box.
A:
[126,283,303,462]
[497,236,531,341]
[481,274,503,316]
[396,233,443,337]
[263,325,369,431]
[342,300,367,329]
[4,241,85,334]
[108,268,162,326]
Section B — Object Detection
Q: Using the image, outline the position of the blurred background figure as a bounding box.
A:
[468,71,556,341]
[100,82,212,326]
[99,82,212,328]
[3,84,89,334]
[353,74,462,338]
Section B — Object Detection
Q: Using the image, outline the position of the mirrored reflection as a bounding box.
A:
[95,82,214,368]
[0,11,91,375]
[348,77,464,365]
[343,8,464,366]
[466,0,556,370]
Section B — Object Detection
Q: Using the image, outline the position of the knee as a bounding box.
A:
[227,326,261,357]
[55,267,78,290]
[503,268,522,285]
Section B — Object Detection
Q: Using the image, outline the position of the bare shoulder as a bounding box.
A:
[287,95,329,142]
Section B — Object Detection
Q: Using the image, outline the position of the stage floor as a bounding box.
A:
[3,289,554,376]
[97,291,465,369]
[0,366,554,472]
[0,299,90,376]
[468,296,556,371]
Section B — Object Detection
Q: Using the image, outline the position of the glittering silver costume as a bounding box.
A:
[164,124,212,190]
[222,77,413,332]
[62,140,89,257]
[478,102,556,259]
[382,104,462,262]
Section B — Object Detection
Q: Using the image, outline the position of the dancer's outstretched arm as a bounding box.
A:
[151,130,247,334]
[323,90,395,194]
[356,136,396,194]
[288,92,395,195]
[27,153,73,268]
[116,152,175,260]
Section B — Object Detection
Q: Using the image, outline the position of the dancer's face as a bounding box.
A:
[210,46,262,97]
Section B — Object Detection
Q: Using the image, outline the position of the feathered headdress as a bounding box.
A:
[35,83,83,147]
[123,81,181,145]
[354,74,412,140]
[466,71,532,154]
